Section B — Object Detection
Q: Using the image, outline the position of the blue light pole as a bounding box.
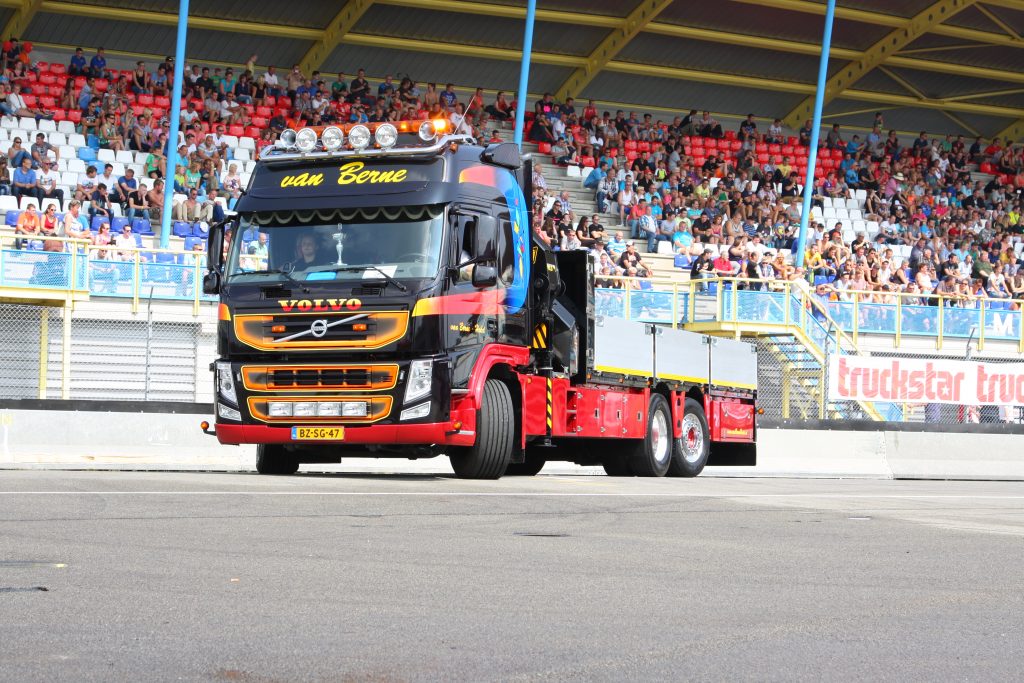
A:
[160,0,190,248]
[513,0,536,149]
[794,0,836,268]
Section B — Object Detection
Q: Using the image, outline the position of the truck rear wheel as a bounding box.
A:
[625,393,672,477]
[255,445,300,475]
[449,379,514,479]
[602,456,633,477]
[667,398,710,477]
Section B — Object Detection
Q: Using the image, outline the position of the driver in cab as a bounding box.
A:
[287,233,331,272]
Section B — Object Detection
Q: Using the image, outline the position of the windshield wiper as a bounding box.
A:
[230,268,304,287]
[322,265,409,292]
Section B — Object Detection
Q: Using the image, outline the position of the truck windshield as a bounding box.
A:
[226,206,446,284]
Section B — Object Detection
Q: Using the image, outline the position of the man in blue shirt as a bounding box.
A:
[439,84,458,110]
[13,157,39,201]
[89,48,108,78]
[68,47,87,76]
[115,169,138,206]
[583,162,607,190]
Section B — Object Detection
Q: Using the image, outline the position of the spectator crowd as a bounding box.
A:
[1,39,1023,312]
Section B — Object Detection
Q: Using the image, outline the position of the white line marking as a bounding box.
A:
[1,492,1024,499]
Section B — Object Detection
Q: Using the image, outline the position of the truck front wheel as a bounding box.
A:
[449,379,514,479]
[667,398,710,477]
[255,445,300,475]
[505,447,547,476]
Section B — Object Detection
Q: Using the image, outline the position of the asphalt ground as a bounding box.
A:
[2,470,1023,682]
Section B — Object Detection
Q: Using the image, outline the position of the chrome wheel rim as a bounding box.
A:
[681,413,704,464]
[651,410,670,465]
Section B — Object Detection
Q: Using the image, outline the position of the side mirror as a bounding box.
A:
[202,270,221,295]
[471,264,497,289]
[474,215,497,261]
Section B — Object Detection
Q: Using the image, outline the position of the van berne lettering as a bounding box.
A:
[337,161,408,185]
[279,172,324,188]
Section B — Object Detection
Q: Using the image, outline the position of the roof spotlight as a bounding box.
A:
[280,129,297,147]
[321,126,344,151]
[375,123,398,149]
[349,125,371,150]
[418,120,436,142]
[295,128,318,153]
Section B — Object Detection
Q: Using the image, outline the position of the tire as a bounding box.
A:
[255,444,300,475]
[667,398,710,477]
[625,393,672,477]
[450,379,515,479]
[505,447,547,476]
[601,455,633,477]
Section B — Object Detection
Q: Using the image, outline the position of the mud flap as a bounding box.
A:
[707,441,756,467]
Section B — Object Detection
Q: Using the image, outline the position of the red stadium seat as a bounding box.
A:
[537,142,552,154]
[624,140,637,152]
[137,94,154,106]
[38,73,56,86]
[228,125,245,136]
[264,96,276,107]
[255,106,272,117]
[724,130,736,141]
[245,127,261,138]
[39,96,56,108]
[757,153,769,163]
[49,64,66,75]
[95,78,109,92]
[155,96,170,108]
[730,141,742,151]
[787,136,798,146]
[21,94,36,107]
[580,156,596,168]
[51,109,66,121]
[637,141,651,153]
[607,148,618,158]
[768,144,781,154]
[66,110,81,123]
[625,151,638,162]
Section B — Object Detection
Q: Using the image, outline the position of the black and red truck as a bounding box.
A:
[203,119,757,478]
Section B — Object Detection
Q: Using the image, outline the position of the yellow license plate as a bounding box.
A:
[291,426,345,441]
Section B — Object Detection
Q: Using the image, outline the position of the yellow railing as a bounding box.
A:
[595,274,1024,353]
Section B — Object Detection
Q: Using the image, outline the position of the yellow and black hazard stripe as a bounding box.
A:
[546,377,553,435]
[532,323,549,349]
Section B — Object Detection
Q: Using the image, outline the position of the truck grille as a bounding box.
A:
[232,310,408,350]
[241,364,399,392]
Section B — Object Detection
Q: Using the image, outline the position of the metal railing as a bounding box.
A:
[593,275,1024,353]
[0,234,215,314]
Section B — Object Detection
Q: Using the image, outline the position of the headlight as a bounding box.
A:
[217,403,241,421]
[317,402,341,417]
[295,128,317,153]
[404,360,432,404]
[400,402,430,421]
[216,362,237,405]
[293,402,317,417]
[279,129,297,148]
[321,126,344,151]
[375,123,398,149]
[418,120,436,142]
[341,401,369,417]
[268,402,292,417]
[349,125,371,150]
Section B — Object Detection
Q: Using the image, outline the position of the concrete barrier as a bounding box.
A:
[1,406,1022,480]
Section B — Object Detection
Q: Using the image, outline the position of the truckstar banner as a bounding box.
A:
[827,356,1024,406]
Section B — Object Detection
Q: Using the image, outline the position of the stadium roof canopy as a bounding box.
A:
[6,0,1024,139]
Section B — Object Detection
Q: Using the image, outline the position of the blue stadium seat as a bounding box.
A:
[184,236,204,251]
[77,147,97,162]
[172,221,193,238]
[91,215,106,231]
[193,222,209,237]
[155,253,181,265]
[111,216,130,232]
[673,254,692,269]
[6,210,21,227]
[86,134,100,150]
[133,219,153,235]
[133,234,143,248]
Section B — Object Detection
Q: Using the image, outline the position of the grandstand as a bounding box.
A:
[0,0,1022,422]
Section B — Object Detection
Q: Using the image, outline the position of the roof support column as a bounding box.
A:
[2,0,43,43]
[783,0,978,129]
[298,0,376,76]
[553,0,673,102]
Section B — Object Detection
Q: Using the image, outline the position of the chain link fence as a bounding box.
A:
[0,303,214,403]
